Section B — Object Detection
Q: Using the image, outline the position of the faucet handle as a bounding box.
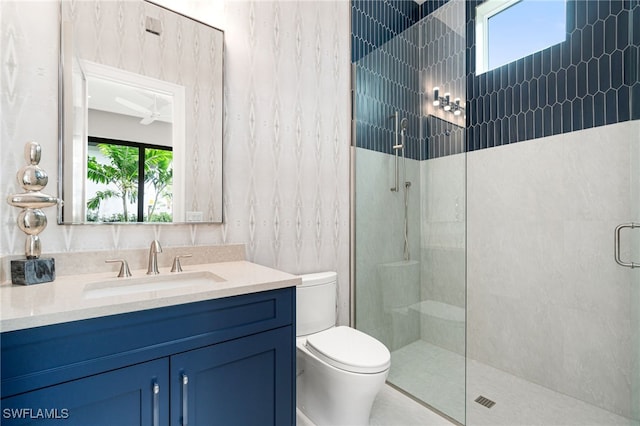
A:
[106,259,132,278]
[171,254,192,273]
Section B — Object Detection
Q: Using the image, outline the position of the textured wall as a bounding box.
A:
[0,0,351,324]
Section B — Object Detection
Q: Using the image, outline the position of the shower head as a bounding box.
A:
[400,118,408,136]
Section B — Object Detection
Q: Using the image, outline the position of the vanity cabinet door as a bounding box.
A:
[1,358,169,426]
[170,326,294,426]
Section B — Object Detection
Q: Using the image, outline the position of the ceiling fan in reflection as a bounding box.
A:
[115,95,162,125]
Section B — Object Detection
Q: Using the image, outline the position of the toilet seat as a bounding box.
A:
[305,326,390,374]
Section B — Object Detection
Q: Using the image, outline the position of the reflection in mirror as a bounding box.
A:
[59,0,223,224]
[83,61,184,222]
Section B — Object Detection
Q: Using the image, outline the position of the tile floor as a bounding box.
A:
[391,339,640,426]
[466,359,639,426]
[297,339,640,426]
[296,384,454,426]
[389,340,465,421]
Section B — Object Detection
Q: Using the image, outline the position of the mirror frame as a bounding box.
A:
[57,0,224,225]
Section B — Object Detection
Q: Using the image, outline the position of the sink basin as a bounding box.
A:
[84,271,225,299]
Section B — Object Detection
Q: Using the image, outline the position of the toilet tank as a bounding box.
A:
[296,271,337,337]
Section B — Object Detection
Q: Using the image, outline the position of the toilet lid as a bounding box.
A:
[305,326,391,374]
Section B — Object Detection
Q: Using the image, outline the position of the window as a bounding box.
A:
[476,0,566,74]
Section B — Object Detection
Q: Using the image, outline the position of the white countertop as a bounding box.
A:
[0,261,301,332]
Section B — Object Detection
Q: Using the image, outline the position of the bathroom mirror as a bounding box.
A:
[58,0,223,224]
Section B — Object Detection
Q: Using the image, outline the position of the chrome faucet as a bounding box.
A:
[147,240,163,275]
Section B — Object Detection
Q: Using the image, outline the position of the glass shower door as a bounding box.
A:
[465,1,640,425]
[352,0,467,423]
[631,1,640,418]
[617,101,640,418]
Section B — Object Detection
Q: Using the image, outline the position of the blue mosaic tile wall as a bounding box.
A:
[426,115,465,158]
[420,0,466,159]
[352,0,638,160]
[351,0,450,63]
[352,0,421,63]
[632,0,640,117]
[352,0,453,161]
[466,0,640,151]
[354,26,422,160]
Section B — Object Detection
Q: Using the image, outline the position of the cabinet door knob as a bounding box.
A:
[182,373,189,426]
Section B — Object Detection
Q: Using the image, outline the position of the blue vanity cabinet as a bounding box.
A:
[1,359,169,425]
[1,287,296,426]
[170,326,293,425]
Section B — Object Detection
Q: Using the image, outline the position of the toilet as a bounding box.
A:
[296,271,391,426]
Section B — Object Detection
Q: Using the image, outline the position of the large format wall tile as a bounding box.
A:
[355,147,421,347]
[467,120,640,419]
[420,152,465,309]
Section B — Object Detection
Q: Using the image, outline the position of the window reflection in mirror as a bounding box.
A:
[61,58,185,224]
[86,139,173,223]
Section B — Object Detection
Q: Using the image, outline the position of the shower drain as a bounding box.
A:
[474,395,496,409]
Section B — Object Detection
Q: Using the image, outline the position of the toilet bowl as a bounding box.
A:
[296,272,390,426]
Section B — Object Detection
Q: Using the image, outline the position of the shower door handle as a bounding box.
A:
[614,223,640,268]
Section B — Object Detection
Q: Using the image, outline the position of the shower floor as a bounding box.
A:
[389,340,465,421]
[389,340,639,426]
